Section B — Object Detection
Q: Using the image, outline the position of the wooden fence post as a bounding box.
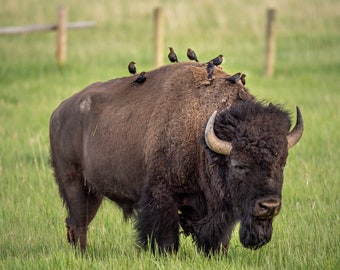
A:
[153,7,164,68]
[264,8,276,77]
[56,6,67,66]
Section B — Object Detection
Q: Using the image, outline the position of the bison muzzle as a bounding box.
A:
[49,62,303,254]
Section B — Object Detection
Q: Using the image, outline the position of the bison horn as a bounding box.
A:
[287,106,304,149]
[204,111,232,155]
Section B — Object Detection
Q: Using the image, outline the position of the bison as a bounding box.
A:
[49,62,303,254]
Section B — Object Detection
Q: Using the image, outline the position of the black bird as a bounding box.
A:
[206,61,215,79]
[168,47,178,63]
[240,73,246,86]
[128,61,136,75]
[187,48,199,62]
[209,54,224,66]
[225,72,242,84]
[132,71,146,84]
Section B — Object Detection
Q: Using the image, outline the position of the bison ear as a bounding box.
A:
[204,111,232,155]
[287,106,304,149]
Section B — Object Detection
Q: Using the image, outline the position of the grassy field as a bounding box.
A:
[0,0,339,269]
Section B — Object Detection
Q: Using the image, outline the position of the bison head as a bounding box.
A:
[204,101,303,250]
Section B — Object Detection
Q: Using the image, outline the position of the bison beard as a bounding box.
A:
[239,216,273,249]
[49,62,303,255]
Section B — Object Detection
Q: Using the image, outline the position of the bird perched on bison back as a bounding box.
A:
[132,71,146,84]
[128,61,136,75]
[206,61,215,79]
[168,47,178,63]
[209,54,224,66]
[225,72,242,84]
[187,48,199,62]
[241,73,246,86]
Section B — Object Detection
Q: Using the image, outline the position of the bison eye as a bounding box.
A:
[235,164,246,170]
[230,159,249,172]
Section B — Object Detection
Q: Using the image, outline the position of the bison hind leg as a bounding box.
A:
[136,187,179,253]
[56,167,103,252]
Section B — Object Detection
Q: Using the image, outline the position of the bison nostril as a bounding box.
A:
[255,198,281,218]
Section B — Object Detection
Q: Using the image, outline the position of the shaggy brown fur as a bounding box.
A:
[49,62,301,254]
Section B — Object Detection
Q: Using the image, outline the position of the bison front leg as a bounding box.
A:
[136,187,179,253]
[194,214,235,255]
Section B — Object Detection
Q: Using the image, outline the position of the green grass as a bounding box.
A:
[0,0,339,269]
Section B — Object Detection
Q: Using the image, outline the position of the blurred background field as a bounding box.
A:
[0,0,339,269]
